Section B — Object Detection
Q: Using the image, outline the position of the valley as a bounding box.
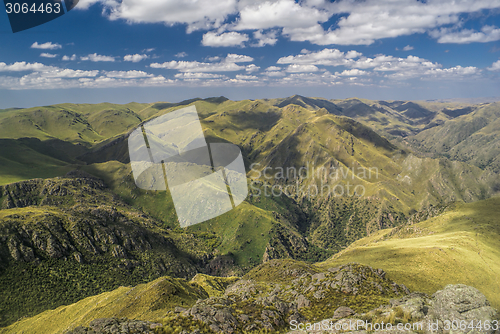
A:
[0,96,499,333]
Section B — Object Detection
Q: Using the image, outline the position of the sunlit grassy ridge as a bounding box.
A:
[319,196,500,309]
[0,275,213,334]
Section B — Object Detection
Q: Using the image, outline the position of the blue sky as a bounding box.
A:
[1,0,500,108]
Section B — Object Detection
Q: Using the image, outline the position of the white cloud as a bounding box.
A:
[31,42,62,50]
[286,64,319,72]
[82,0,238,33]
[40,53,58,58]
[105,70,153,78]
[81,53,115,62]
[252,30,278,47]
[276,48,481,81]
[403,45,414,51]
[151,60,244,72]
[0,61,56,72]
[77,0,500,47]
[175,52,188,58]
[202,31,249,47]
[431,25,500,44]
[144,48,155,53]
[207,56,221,62]
[235,0,329,31]
[245,64,260,72]
[488,59,500,71]
[357,55,438,72]
[338,69,368,76]
[175,72,227,79]
[225,54,254,63]
[124,54,149,62]
[62,54,77,61]
[40,69,99,78]
[427,65,480,77]
[277,48,361,66]
[266,66,282,71]
[236,74,258,80]
[263,66,286,76]
[151,54,254,72]
[300,0,500,45]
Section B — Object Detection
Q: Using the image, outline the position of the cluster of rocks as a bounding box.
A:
[168,263,410,333]
[0,176,106,209]
[286,284,499,334]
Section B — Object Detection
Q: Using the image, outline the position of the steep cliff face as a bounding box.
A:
[0,175,221,327]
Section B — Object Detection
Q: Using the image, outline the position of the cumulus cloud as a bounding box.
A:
[62,54,77,61]
[77,0,500,46]
[175,72,227,79]
[235,74,258,80]
[286,64,319,72]
[252,30,278,47]
[276,48,481,82]
[302,0,500,45]
[488,59,500,71]
[151,60,244,72]
[277,48,361,66]
[357,55,438,72]
[245,64,260,72]
[31,42,62,50]
[0,61,56,72]
[40,53,58,58]
[202,31,249,47]
[266,66,282,71]
[151,54,254,72]
[105,70,153,78]
[175,52,188,58]
[226,54,254,62]
[431,25,500,44]
[124,54,149,62]
[338,69,368,76]
[403,45,414,51]
[235,0,329,31]
[207,56,221,62]
[80,0,237,33]
[40,69,99,78]
[81,53,115,62]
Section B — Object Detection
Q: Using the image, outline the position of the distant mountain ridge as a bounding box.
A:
[1,96,500,331]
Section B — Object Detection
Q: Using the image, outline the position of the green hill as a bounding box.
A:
[406,102,500,173]
[1,96,500,332]
[319,196,500,310]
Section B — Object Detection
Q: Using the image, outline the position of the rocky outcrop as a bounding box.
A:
[0,177,208,279]
[165,263,409,333]
[288,284,499,334]
[423,284,499,334]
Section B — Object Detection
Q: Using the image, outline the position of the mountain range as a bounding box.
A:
[0,95,499,333]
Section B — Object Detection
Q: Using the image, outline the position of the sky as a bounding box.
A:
[1,0,500,108]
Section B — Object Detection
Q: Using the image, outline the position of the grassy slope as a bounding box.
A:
[0,275,217,334]
[408,103,500,172]
[318,196,500,309]
[1,98,497,265]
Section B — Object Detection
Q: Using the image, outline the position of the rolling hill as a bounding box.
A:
[319,196,500,310]
[0,96,499,333]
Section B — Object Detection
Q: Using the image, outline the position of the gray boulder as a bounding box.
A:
[424,284,498,334]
